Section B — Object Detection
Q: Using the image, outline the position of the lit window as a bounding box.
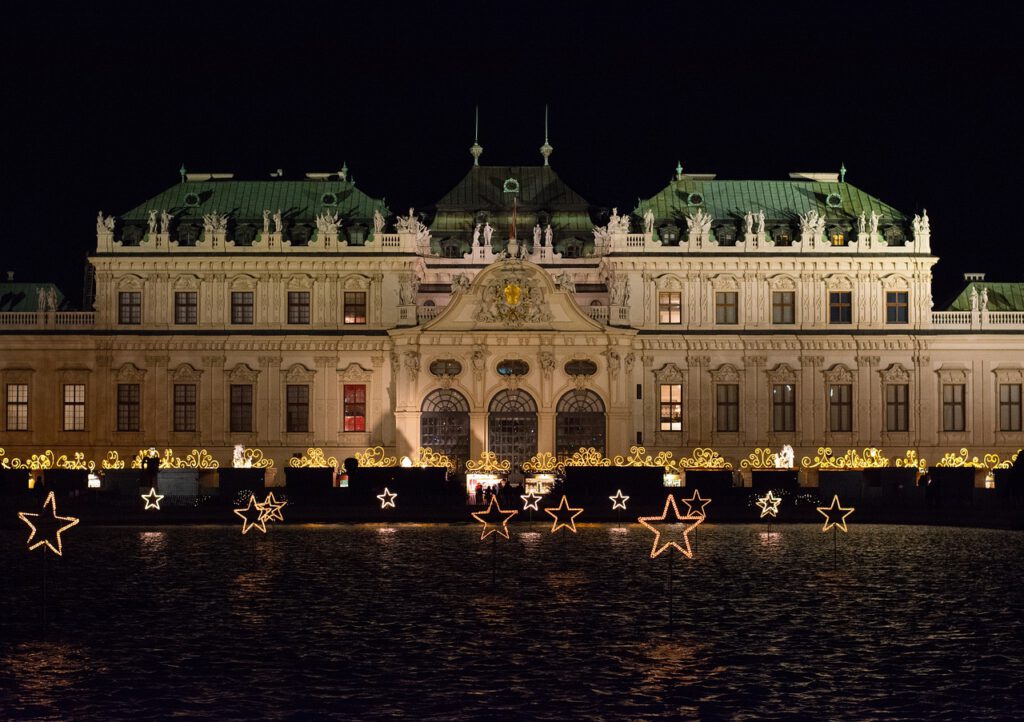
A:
[344,291,367,324]
[772,291,795,325]
[344,384,366,431]
[659,384,682,431]
[6,383,28,431]
[63,384,86,431]
[659,292,681,324]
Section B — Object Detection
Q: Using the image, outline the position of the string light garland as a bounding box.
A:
[637,494,704,559]
[141,487,164,510]
[520,491,543,511]
[18,491,80,556]
[609,489,630,510]
[377,488,397,509]
[471,497,518,540]
[544,495,584,534]
[681,489,712,519]
[259,491,287,522]
[755,490,782,518]
[816,495,855,533]
[234,494,268,535]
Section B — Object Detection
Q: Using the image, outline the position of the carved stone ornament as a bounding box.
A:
[118,274,144,291]
[173,274,201,291]
[339,363,373,382]
[767,274,797,291]
[935,365,969,384]
[403,351,420,381]
[991,365,1024,384]
[654,362,685,383]
[284,363,316,383]
[823,363,855,384]
[766,363,799,384]
[879,363,911,384]
[170,363,203,382]
[115,363,147,382]
[226,363,260,383]
[229,274,258,291]
[342,274,371,290]
[288,274,315,290]
[880,274,910,290]
[709,363,741,383]
[710,273,739,291]
[476,271,552,327]
[656,273,683,291]
[824,274,853,291]
[539,350,555,378]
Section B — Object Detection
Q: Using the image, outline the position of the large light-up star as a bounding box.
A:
[756,490,782,518]
[637,494,704,558]
[141,487,164,510]
[681,489,712,519]
[544,495,584,534]
[609,489,630,510]
[471,497,518,540]
[377,488,397,509]
[520,491,543,511]
[817,494,855,532]
[258,491,287,522]
[18,491,80,556]
[234,494,267,535]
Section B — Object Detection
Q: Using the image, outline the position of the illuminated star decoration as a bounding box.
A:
[234,494,267,535]
[544,495,584,534]
[816,494,855,533]
[471,497,518,540]
[756,490,782,518]
[377,487,397,509]
[609,489,630,510]
[258,491,287,523]
[637,494,704,558]
[141,487,164,510]
[681,489,712,519]
[520,491,543,511]
[18,491,80,556]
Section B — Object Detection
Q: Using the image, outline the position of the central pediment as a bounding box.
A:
[421,260,604,332]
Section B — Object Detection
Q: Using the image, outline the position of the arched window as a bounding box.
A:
[555,389,606,460]
[564,359,598,377]
[488,390,538,484]
[421,389,470,467]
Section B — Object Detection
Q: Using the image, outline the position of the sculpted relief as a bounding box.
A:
[476,272,552,327]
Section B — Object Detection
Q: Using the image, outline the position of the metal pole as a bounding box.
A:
[491,532,496,587]
[668,547,674,626]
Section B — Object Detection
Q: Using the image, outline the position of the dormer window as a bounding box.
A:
[829,227,846,246]
[563,241,582,258]
[884,226,905,246]
[178,224,200,246]
[289,225,310,246]
[234,224,257,246]
[716,224,736,246]
[773,226,792,246]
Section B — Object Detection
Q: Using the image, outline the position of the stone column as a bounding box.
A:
[914,354,933,448]
[370,354,385,445]
[801,356,825,446]
[687,355,710,448]
[742,355,766,447]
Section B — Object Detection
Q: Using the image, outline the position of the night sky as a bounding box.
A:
[2,3,1020,307]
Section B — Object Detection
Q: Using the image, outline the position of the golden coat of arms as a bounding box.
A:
[503,282,522,306]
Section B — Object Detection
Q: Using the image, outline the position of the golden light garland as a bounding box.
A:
[18,491,80,556]
[612,446,677,471]
[544,495,584,534]
[288,447,340,469]
[129,448,219,470]
[471,497,518,540]
[258,491,287,522]
[355,446,398,468]
[521,451,562,473]
[101,450,126,470]
[677,447,733,470]
[465,451,512,473]
[141,487,164,510]
[934,448,986,468]
[800,447,891,470]
[739,448,777,470]
[1,449,96,472]
[520,491,543,511]
[986,450,1021,470]
[637,494,704,559]
[894,449,927,472]
[560,447,613,468]
[816,495,855,533]
[756,490,782,518]
[234,494,267,535]
[410,447,456,472]
[238,447,274,468]
[609,489,630,510]
[377,487,398,509]
[681,489,712,519]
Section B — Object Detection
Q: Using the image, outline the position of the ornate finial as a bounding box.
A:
[470,105,483,166]
[179,164,187,183]
[341,161,349,180]
[540,104,553,166]
[839,162,847,183]
[675,161,683,180]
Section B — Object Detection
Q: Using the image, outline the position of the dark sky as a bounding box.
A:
[2,2,1020,307]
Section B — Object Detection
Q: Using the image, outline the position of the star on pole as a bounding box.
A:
[609,489,630,510]
[544,495,584,534]
[258,491,287,522]
[520,491,543,511]
[471,497,518,540]
[377,487,398,509]
[141,487,164,510]
[234,494,267,535]
[637,494,704,558]
[756,490,782,518]
[681,489,712,519]
[18,491,80,556]
[816,494,855,532]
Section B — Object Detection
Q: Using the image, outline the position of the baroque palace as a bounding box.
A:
[1,141,1023,480]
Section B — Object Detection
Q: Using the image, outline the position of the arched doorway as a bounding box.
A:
[420,389,471,468]
[556,389,606,460]
[488,389,538,485]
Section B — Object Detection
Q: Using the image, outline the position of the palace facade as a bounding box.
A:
[2,149,1023,478]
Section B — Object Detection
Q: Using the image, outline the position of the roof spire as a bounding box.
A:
[675,161,683,181]
[179,164,187,183]
[341,161,349,181]
[469,105,483,166]
[540,104,553,166]
[840,162,847,183]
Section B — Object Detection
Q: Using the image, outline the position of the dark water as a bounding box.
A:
[1,523,1021,720]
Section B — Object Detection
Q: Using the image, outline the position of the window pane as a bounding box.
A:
[175,291,198,324]
[344,292,367,325]
[829,292,852,324]
[658,292,681,324]
[118,291,141,324]
[715,292,737,325]
[344,384,366,431]
[659,383,681,431]
[174,384,197,432]
[231,291,254,324]
[230,384,253,432]
[117,383,141,432]
[63,384,85,431]
[772,291,794,324]
[286,384,309,432]
[287,291,311,325]
[716,384,739,432]
[6,383,29,431]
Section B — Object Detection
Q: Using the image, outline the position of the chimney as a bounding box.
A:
[964,272,986,282]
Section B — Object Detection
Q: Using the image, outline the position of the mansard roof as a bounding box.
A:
[434,165,591,211]
[119,179,387,224]
[945,282,1024,311]
[637,178,907,225]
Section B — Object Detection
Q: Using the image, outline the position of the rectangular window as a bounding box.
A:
[885,384,909,432]
[886,291,909,324]
[116,383,141,432]
[230,384,253,433]
[63,383,85,431]
[343,384,366,431]
[828,384,853,432]
[118,291,142,324]
[771,383,796,432]
[772,291,795,325]
[658,291,681,324]
[6,383,28,431]
[942,383,966,432]
[659,383,682,431]
[174,291,198,325]
[286,384,310,432]
[716,384,739,432]
[173,384,197,432]
[231,291,254,325]
[715,291,738,325]
[829,291,852,324]
[287,291,311,325]
[344,292,367,325]
[999,383,1022,432]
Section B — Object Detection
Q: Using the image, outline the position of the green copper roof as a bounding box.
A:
[119,180,387,223]
[945,283,1024,312]
[635,179,908,226]
[434,165,592,211]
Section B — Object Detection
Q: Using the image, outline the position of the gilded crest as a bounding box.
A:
[503,282,522,306]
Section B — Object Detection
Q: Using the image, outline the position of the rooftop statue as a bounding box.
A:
[483,222,494,246]
[755,209,765,235]
[273,210,283,233]
[263,209,271,234]
[96,211,115,233]
[744,211,753,235]
[160,210,172,235]
[36,287,46,311]
[148,209,158,235]
[472,223,481,247]
[373,209,385,237]
[980,287,989,311]
[857,211,867,234]
[970,286,979,312]
[544,224,553,246]
[643,207,655,234]
[869,210,881,236]
[533,224,542,247]
[47,287,57,312]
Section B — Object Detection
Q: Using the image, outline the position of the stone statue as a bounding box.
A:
[161,210,172,235]
[472,223,481,247]
[273,210,283,233]
[147,209,158,236]
[544,224,553,246]
[46,288,58,312]
[36,287,46,311]
[471,347,486,372]
[373,209,385,237]
[403,351,420,376]
[608,276,620,305]
[980,287,989,312]
[970,286,979,312]
[539,350,555,375]
[686,209,713,245]
[263,209,271,234]
[519,239,530,259]
[607,207,630,234]
[203,213,217,236]
[483,222,494,246]
[451,273,471,293]
[622,278,631,305]
[533,224,542,247]
[857,212,867,234]
[798,210,826,245]
[643,207,655,234]
[316,211,341,235]
[553,271,575,294]
[398,275,418,305]
[96,211,112,234]
[774,444,795,469]
[755,209,765,236]
[869,210,880,236]
[744,211,754,235]
[605,349,621,378]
